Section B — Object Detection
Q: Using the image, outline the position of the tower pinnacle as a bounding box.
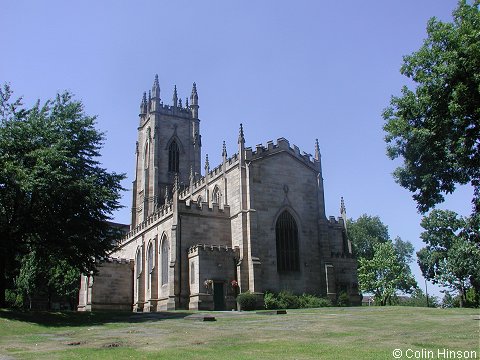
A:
[173,85,178,107]
[238,123,245,144]
[205,154,210,172]
[189,82,199,118]
[140,92,147,114]
[314,139,321,161]
[222,141,227,159]
[189,165,194,184]
[152,74,160,99]
[340,197,346,216]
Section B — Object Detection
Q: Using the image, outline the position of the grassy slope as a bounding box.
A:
[0,307,478,359]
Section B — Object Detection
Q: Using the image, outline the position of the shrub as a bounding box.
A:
[5,289,23,308]
[237,291,257,311]
[465,288,480,308]
[264,291,279,310]
[336,291,350,307]
[263,291,332,310]
[299,293,332,308]
[277,290,301,309]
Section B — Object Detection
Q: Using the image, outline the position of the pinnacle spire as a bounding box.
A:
[190,83,198,104]
[314,139,321,160]
[340,197,346,215]
[238,123,245,144]
[173,173,180,193]
[173,85,178,107]
[189,165,194,183]
[164,186,169,204]
[222,141,227,158]
[152,74,160,99]
[189,82,199,118]
[140,92,147,114]
[205,154,210,172]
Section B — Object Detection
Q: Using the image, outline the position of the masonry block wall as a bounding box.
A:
[78,260,134,311]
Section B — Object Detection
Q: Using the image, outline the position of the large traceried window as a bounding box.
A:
[275,210,299,272]
[168,140,179,173]
[161,236,169,285]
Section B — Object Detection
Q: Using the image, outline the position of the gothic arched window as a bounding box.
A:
[275,210,299,272]
[190,262,195,284]
[136,247,142,278]
[168,140,179,173]
[147,242,153,289]
[147,243,154,273]
[212,186,220,204]
[144,141,150,169]
[161,236,169,285]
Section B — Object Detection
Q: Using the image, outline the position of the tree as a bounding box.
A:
[15,249,80,309]
[347,215,390,260]
[0,84,125,307]
[417,209,480,307]
[393,236,415,265]
[349,214,418,305]
[358,242,417,306]
[400,288,439,308]
[382,1,480,221]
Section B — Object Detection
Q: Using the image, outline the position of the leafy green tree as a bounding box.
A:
[382,1,480,222]
[418,209,480,307]
[348,214,417,304]
[400,288,439,308]
[359,242,417,306]
[393,236,415,265]
[347,215,389,260]
[15,250,80,309]
[0,84,125,307]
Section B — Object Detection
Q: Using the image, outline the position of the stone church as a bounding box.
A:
[78,75,360,312]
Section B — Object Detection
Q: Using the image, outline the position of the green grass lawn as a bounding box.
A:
[0,307,478,359]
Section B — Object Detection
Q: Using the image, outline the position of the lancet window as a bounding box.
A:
[168,141,179,173]
[275,210,299,272]
[161,236,169,285]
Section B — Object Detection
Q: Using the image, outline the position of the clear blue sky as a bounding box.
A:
[1,1,471,298]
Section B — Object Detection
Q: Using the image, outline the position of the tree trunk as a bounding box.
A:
[459,287,464,308]
[0,256,6,308]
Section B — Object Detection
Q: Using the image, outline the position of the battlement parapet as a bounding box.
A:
[97,256,133,264]
[244,137,318,170]
[179,201,230,217]
[328,216,345,227]
[155,103,192,118]
[188,244,239,256]
[178,153,240,201]
[124,202,174,239]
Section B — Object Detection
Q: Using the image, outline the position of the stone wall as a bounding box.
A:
[247,149,324,295]
[78,259,134,311]
[188,244,239,310]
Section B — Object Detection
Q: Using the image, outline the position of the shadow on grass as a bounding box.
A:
[0,308,191,327]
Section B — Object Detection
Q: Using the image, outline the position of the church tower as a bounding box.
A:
[131,75,202,227]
